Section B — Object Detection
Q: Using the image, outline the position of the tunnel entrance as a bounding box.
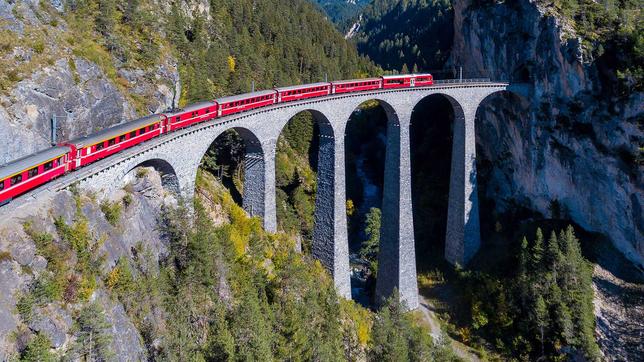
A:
[410,94,456,273]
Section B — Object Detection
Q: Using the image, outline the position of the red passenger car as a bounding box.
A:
[216,90,277,117]
[275,82,331,103]
[331,78,382,94]
[0,146,70,205]
[165,101,218,132]
[70,114,165,168]
[381,74,418,89]
[413,73,434,87]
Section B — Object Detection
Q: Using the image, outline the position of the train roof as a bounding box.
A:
[216,90,276,104]
[330,78,381,85]
[381,73,433,79]
[70,114,164,148]
[274,82,331,92]
[0,146,69,180]
[165,101,218,117]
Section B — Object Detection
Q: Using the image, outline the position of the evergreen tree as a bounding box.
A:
[360,207,381,275]
[20,333,55,362]
[70,302,113,362]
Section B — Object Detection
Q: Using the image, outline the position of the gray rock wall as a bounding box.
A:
[0,0,180,165]
[450,0,643,268]
[0,167,170,360]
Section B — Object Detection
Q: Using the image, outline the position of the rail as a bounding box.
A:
[1,80,511,211]
[433,78,492,84]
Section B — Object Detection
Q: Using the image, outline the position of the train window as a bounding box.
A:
[44,161,53,171]
[130,131,137,138]
[10,174,22,186]
[108,138,116,146]
[0,180,4,191]
[205,108,209,113]
[139,127,145,134]
[28,167,38,178]
[96,143,104,151]
[120,135,127,142]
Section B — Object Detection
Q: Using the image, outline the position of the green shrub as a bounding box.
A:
[32,40,45,54]
[100,200,122,226]
[0,251,12,262]
[20,332,55,362]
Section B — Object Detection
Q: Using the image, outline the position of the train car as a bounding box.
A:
[165,101,219,132]
[0,146,70,205]
[381,74,419,89]
[413,73,434,87]
[216,90,277,117]
[275,82,331,103]
[70,114,166,168]
[331,78,382,94]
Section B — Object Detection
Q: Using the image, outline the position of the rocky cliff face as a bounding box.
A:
[0,167,173,360]
[450,0,643,268]
[0,0,180,165]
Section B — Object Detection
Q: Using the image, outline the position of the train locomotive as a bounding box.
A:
[0,73,433,205]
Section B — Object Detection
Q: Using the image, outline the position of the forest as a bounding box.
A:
[4,0,636,360]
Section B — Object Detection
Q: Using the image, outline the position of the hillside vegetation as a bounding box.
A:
[351,0,454,74]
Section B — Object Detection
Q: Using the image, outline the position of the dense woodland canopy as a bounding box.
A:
[352,0,454,74]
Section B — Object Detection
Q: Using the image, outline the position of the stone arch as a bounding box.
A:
[473,89,531,251]
[275,108,351,297]
[274,109,335,243]
[199,126,267,220]
[411,92,467,123]
[342,98,401,305]
[123,158,180,195]
[409,92,480,267]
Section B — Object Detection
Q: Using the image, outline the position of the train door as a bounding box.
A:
[410,78,416,87]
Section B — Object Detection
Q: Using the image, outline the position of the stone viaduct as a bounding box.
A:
[7,81,525,310]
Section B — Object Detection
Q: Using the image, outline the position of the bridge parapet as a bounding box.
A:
[2,82,517,309]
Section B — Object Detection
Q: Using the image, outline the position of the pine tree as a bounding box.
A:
[534,295,548,359]
[518,236,529,308]
[530,228,544,273]
[360,207,381,275]
[71,302,113,362]
[369,292,410,362]
[20,333,55,362]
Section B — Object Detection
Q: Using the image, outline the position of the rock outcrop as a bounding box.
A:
[0,0,180,165]
[0,167,171,360]
[450,0,643,268]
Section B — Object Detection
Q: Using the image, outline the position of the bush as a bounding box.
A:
[20,332,55,362]
[32,40,45,54]
[100,200,122,226]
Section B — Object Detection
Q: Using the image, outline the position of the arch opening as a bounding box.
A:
[275,110,334,253]
[343,99,396,307]
[410,93,462,272]
[125,158,180,195]
[199,127,265,218]
[473,90,538,268]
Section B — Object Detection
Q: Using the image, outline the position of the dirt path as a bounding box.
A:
[417,295,482,361]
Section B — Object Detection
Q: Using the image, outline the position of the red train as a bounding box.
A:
[0,73,433,205]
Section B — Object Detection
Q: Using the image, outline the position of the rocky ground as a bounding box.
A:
[0,0,180,165]
[0,167,172,360]
[593,265,644,361]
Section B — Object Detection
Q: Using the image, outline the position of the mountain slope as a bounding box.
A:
[308,0,371,30]
[350,0,453,73]
[0,0,377,164]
